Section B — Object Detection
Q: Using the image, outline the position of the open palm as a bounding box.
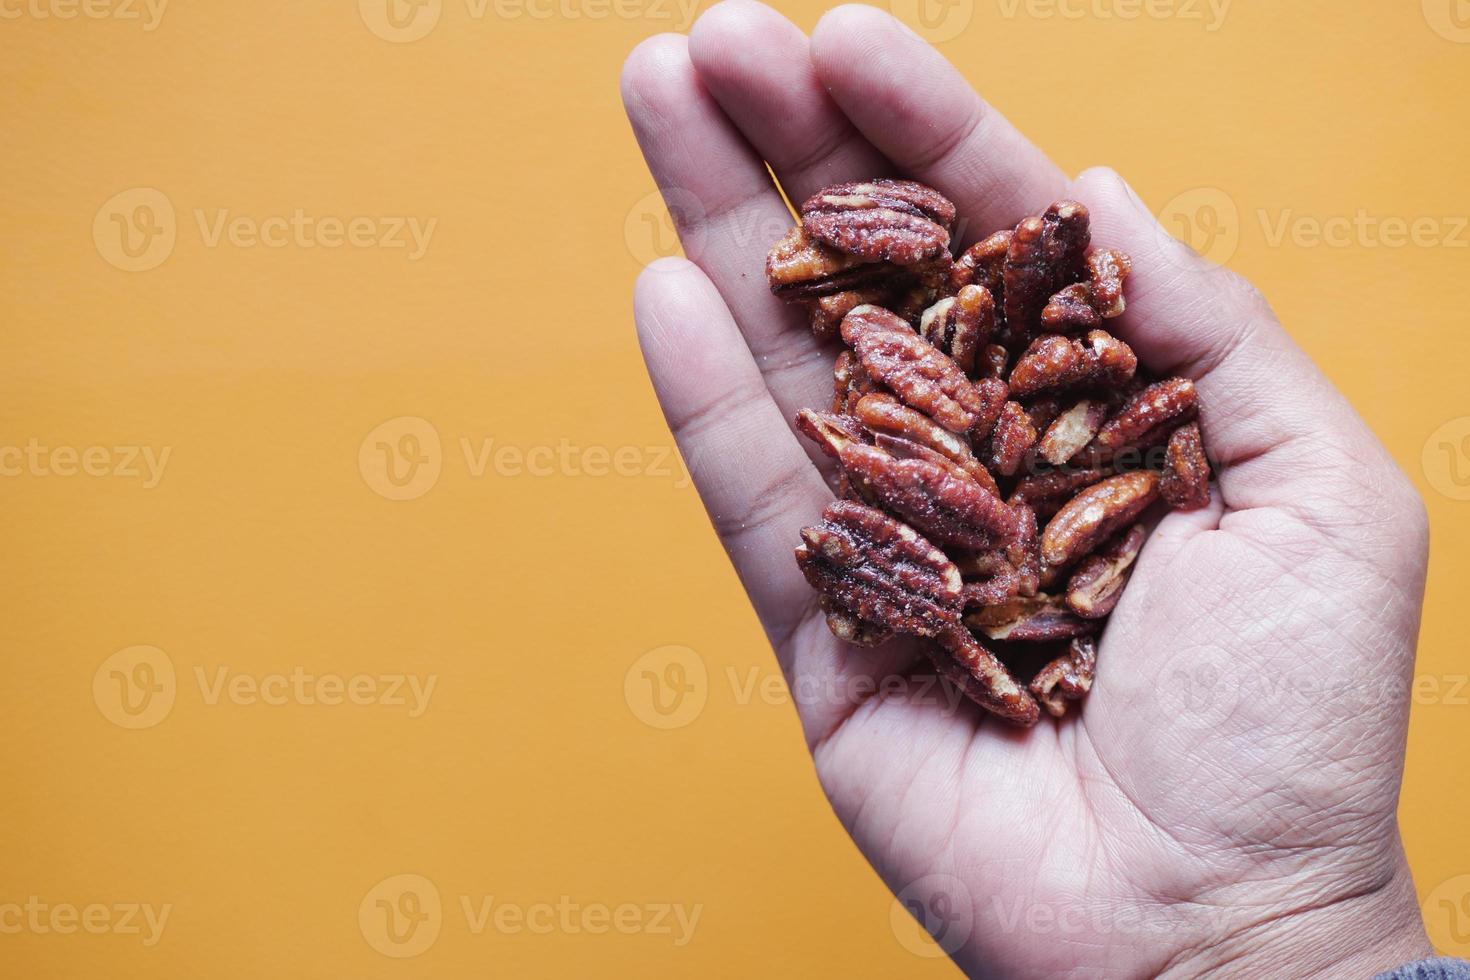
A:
[622,4,1434,976]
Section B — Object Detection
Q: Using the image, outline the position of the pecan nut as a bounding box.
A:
[1003,201,1091,346]
[766,227,896,300]
[855,393,998,495]
[950,230,1013,298]
[929,626,1039,726]
[965,593,1095,642]
[1087,377,1198,463]
[1038,398,1109,466]
[821,596,894,648]
[795,409,867,461]
[1160,421,1211,510]
[987,400,1038,477]
[1040,470,1161,567]
[796,501,962,638]
[841,305,988,433]
[1029,636,1097,718]
[1009,466,1112,519]
[1008,330,1137,399]
[919,284,995,377]
[1065,523,1146,618]
[801,179,956,266]
[838,443,1019,551]
[1040,248,1132,332]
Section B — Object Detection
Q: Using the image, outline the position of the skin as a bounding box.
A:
[620,4,1437,977]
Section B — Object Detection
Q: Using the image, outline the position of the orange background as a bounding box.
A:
[2,0,1468,975]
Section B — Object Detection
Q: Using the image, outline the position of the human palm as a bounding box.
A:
[622,4,1434,976]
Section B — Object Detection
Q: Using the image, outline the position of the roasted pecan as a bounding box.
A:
[807,287,896,342]
[795,409,867,460]
[796,501,962,638]
[1009,466,1111,519]
[874,433,1001,499]
[965,593,1095,642]
[1160,421,1211,510]
[1040,470,1161,567]
[1006,502,1041,598]
[987,401,1038,477]
[950,230,1013,298]
[1040,284,1100,332]
[856,393,997,495]
[1065,523,1145,618]
[1084,249,1131,318]
[1029,636,1097,718]
[977,343,1009,380]
[1040,248,1132,332]
[1003,201,1091,346]
[838,443,1018,551]
[1023,395,1066,433]
[801,179,955,266]
[1039,398,1109,466]
[954,549,1022,606]
[821,596,894,648]
[766,227,898,300]
[929,626,1039,726]
[920,285,995,377]
[1008,330,1137,398]
[832,350,879,414]
[1087,377,1198,464]
[842,305,988,433]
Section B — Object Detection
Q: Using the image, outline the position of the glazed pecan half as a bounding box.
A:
[1003,201,1091,346]
[966,593,1095,642]
[930,626,1040,727]
[1087,377,1198,463]
[1040,470,1161,567]
[842,305,988,433]
[838,443,1019,551]
[1065,523,1146,618]
[1008,331,1137,399]
[796,501,963,638]
[1160,421,1212,510]
[919,285,995,377]
[950,230,1013,298]
[1030,636,1097,718]
[1040,249,1133,332]
[801,179,956,265]
[766,227,898,300]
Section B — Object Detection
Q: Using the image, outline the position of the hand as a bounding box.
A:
[620,4,1435,976]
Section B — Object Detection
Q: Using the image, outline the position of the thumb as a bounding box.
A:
[1068,166,1425,560]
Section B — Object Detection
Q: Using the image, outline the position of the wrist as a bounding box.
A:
[1159,858,1434,980]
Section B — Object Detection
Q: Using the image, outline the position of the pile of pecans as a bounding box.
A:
[766,180,1211,726]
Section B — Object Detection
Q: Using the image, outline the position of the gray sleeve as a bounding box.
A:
[1375,958,1470,980]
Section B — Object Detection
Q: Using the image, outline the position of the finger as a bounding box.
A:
[1068,166,1425,553]
[635,258,922,740]
[810,5,1069,239]
[621,34,834,427]
[687,0,890,205]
